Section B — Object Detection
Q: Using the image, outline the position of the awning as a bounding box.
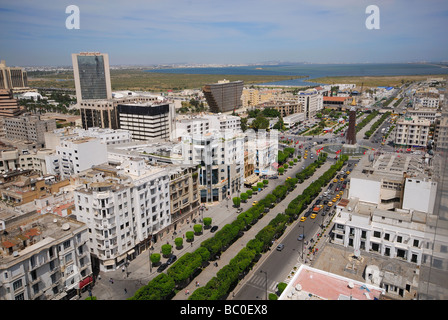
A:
[79,276,93,289]
[103,260,115,266]
[244,174,259,185]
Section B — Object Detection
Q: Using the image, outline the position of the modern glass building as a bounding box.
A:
[72,52,112,102]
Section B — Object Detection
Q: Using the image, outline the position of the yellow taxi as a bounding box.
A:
[327,202,333,207]
[335,194,340,199]
[340,177,344,182]
[252,201,258,206]
[286,177,291,180]
[339,191,344,196]
[300,216,307,222]
[346,171,351,175]
[310,213,317,219]
[304,156,307,159]
[333,178,338,183]
[332,197,337,203]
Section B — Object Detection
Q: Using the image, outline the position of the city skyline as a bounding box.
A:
[1,0,447,66]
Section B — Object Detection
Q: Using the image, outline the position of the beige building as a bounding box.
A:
[0,60,28,92]
[4,115,56,147]
[395,116,431,147]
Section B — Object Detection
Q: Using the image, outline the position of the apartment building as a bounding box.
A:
[45,127,132,150]
[175,117,210,138]
[298,88,323,119]
[73,158,171,272]
[0,211,92,300]
[167,165,200,230]
[181,131,244,203]
[50,137,108,179]
[4,115,56,147]
[394,116,431,148]
[203,114,241,132]
[259,100,303,117]
[117,100,176,141]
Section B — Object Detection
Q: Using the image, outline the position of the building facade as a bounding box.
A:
[298,88,323,119]
[4,115,56,147]
[73,158,171,272]
[0,212,92,300]
[394,116,431,148]
[117,101,175,141]
[72,52,112,102]
[203,80,243,113]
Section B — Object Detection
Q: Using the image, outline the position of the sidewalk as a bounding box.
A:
[172,161,332,300]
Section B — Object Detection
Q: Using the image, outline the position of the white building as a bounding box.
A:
[181,130,244,203]
[175,117,210,138]
[202,114,241,132]
[73,158,171,272]
[52,137,108,178]
[331,153,444,269]
[394,116,431,148]
[283,112,305,129]
[0,212,92,300]
[297,88,323,119]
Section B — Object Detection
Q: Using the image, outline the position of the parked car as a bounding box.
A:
[167,255,177,265]
[276,244,285,251]
[210,225,219,232]
[157,262,169,272]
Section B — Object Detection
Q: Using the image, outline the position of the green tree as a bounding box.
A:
[203,217,212,228]
[193,224,203,234]
[252,113,269,130]
[150,253,161,265]
[186,231,195,242]
[175,237,183,248]
[232,197,241,207]
[161,244,172,257]
[240,192,248,202]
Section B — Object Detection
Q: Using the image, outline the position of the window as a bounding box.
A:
[373,231,381,238]
[13,279,23,291]
[63,240,71,249]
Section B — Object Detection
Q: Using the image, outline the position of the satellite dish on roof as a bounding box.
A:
[61,223,70,231]
[354,248,361,258]
[348,281,355,289]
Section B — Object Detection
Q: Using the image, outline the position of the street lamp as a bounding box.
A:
[260,270,268,300]
[299,225,305,261]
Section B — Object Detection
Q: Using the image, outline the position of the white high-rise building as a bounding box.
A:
[297,88,323,119]
[73,158,171,272]
[181,130,244,203]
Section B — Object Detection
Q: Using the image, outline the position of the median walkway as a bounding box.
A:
[172,161,332,300]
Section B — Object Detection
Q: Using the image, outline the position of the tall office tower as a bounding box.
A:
[202,79,243,113]
[297,88,323,119]
[72,52,112,102]
[0,60,28,92]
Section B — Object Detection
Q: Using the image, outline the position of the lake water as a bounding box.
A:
[145,63,448,86]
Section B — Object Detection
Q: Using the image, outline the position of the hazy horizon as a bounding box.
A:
[1,0,447,67]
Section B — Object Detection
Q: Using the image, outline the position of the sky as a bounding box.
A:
[1,0,447,66]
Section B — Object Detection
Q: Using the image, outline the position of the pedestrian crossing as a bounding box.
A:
[246,274,279,292]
